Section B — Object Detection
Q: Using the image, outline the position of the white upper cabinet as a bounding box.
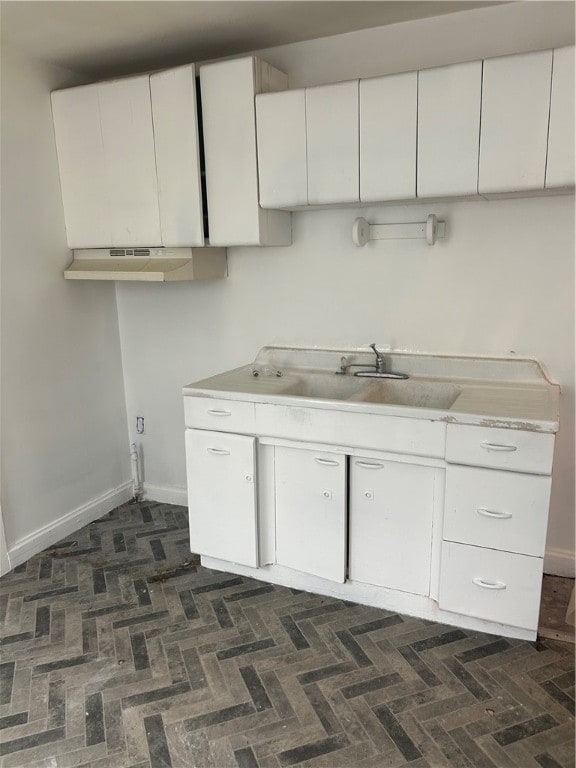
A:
[256,89,308,208]
[52,69,206,249]
[306,80,359,205]
[479,50,553,195]
[51,84,111,248]
[360,72,417,202]
[417,61,482,198]
[150,65,204,246]
[546,46,575,189]
[96,76,161,247]
[52,77,162,248]
[200,56,291,246]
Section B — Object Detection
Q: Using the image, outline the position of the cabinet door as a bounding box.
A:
[185,429,257,567]
[51,84,111,248]
[349,457,437,596]
[256,89,308,208]
[360,72,417,202]
[275,447,346,582]
[546,46,575,189]
[306,81,359,205]
[479,50,553,194]
[97,75,162,246]
[150,65,204,246]
[417,61,481,198]
[200,56,291,246]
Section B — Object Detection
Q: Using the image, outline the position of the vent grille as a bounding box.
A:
[109,248,151,257]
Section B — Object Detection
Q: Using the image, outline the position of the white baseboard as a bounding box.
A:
[7,481,133,570]
[143,483,188,507]
[544,548,575,578]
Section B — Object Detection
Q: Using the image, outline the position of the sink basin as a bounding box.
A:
[190,366,461,411]
[281,373,366,400]
[350,379,461,409]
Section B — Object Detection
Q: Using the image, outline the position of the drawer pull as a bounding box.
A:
[207,447,231,456]
[314,457,340,467]
[480,441,517,452]
[477,507,513,520]
[207,409,232,417]
[473,577,507,590]
[355,461,385,469]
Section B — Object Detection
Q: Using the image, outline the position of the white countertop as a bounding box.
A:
[183,346,560,433]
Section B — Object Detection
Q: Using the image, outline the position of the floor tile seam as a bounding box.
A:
[0,717,52,743]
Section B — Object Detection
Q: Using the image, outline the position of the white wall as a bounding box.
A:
[115,3,575,574]
[0,45,131,563]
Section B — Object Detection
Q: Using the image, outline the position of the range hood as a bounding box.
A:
[64,247,227,282]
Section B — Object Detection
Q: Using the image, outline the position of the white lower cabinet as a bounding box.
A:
[185,429,258,567]
[349,457,438,596]
[184,399,555,639]
[439,541,543,630]
[275,446,347,582]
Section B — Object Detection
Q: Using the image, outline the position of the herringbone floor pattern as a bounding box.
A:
[0,501,573,768]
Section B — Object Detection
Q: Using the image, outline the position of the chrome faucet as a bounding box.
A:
[369,343,386,373]
[338,343,409,380]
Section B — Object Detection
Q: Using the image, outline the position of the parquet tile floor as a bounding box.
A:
[0,500,573,767]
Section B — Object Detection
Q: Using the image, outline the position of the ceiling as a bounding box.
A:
[0,1,503,78]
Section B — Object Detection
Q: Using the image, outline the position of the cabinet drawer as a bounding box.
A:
[184,397,255,432]
[439,542,543,630]
[446,424,554,474]
[444,466,551,557]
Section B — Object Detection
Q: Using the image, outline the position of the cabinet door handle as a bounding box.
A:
[207,409,232,416]
[355,461,384,469]
[477,507,513,520]
[314,457,340,467]
[207,447,231,455]
[473,577,507,590]
[480,441,517,452]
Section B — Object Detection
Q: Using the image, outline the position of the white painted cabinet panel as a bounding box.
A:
[275,447,346,583]
[150,65,204,246]
[200,56,291,246]
[479,50,553,194]
[417,61,482,198]
[349,457,437,596]
[51,84,111,248]
[546,46,575,189]
[256,89,308,208]
[445,424,555,474]
[360,72,417,201]
[52,76,162,248]
[185,429,258,567]
[444,465,551,557]
[97,76,162,246]
[439,541,543,630]
[306,81,359,205]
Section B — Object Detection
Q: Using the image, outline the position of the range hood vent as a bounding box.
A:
[64,247,227,282]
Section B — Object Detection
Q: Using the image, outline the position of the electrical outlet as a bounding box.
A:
[136,416,145,434]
